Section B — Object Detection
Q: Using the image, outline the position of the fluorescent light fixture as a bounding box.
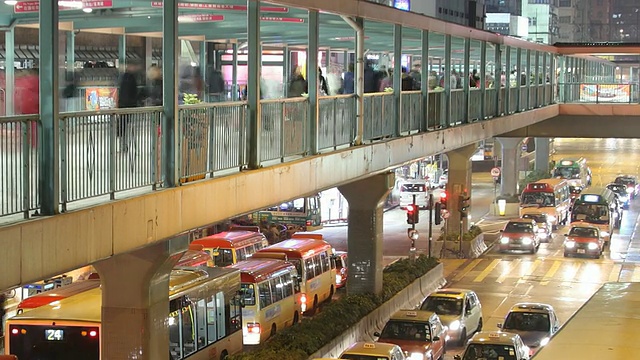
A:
[4,1,18,5]
[59,1,83,9]
[82,7,92,13]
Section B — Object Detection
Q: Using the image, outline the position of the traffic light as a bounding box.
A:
[406,204,420,224]
[459,194,471,215]
[439,191,448,209]
[434,202,442,225]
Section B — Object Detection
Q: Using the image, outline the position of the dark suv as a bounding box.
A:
[614,175,639,199]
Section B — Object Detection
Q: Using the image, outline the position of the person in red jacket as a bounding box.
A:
[14,69,39,147]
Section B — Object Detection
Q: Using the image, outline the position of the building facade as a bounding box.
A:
[374,0,487,29]
[522,0,559,44]
[557,0,577,42]
[612,0,640,42]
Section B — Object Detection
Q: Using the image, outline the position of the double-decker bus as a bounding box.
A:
[251,237,336,315]
[570,188,619,245]
[520,179,571,229]
[190,226,269,267]
[230,259,302,345]
[551,158,592,188]
[250,195,322,231]
[5,267,243,360]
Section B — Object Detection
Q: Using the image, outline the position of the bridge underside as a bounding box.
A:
[499,104,640,138]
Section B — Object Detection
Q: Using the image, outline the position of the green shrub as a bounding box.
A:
[228,255,439,360]
[436,225,483,242]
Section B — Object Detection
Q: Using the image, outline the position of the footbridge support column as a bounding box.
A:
[497,137,523,197]
[534,137,550,173]
[93,241,187,360]
[445,143,478,234]
[338,172,395,295]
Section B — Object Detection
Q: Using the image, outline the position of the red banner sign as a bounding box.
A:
[261,16,305,23]
[14,0,113,13]
[151,1,288,12]
[178,14,224,23]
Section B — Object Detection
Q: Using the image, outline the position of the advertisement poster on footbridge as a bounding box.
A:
[579,84,630,103]
[85,88,118,110]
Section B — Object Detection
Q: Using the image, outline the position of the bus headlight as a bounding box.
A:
[540,337,550,346]
[565,241,576,248]
[500,237,510,244]
[547,215,556,222]
[449,320,461,331]
[601,231,610,237]
[588,242,599,250]
[522,237,533,245]
[409,353,425,360]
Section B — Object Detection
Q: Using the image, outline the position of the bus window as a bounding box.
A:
[196,298,207,350]
[258,282,271,309]
[228,296,242,333]
[293,198,305,212]
[216,291,227,340]
[305,258,317,280]
[206,295,218,343]
[282,273,295,297]
[213,249,234,267]
[320,252,330,273]
[270,278,284,302]
[521,193,555,206]
[240,284,256,306]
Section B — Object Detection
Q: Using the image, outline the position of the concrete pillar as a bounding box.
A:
[497,137,523,197]
[338,172,395,295]
[445,143,478,234]
[534,137,550,174]
[93,242,186,360]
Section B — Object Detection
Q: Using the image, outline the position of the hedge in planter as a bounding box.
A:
[436,225,483,243]
[228,255,439,360]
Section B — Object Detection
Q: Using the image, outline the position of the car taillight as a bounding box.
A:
[300,293,307,304]
[247,323,261,334]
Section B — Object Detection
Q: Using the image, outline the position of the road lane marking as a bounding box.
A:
[473,259,501,283]
[631,266,640,282]
[608,264,622,282]
[452,259,483,282]
[517,259,542,284]
[540,260,562,285]
[496,259,521,283]
[561,260,583,282]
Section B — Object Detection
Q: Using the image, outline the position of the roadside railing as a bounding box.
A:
[260,98,308,162]
[318,95,356,150]
[0,115,40,218]
[559,83,640,103]
[59,107,163,210]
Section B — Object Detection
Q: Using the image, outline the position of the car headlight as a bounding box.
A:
[565,241,576,248]
[540,337,550,347]
[547,215,556,222]
[539,232,548,239]
[449,320,461,331]
[409,353,424,360]
[588,242,599,250]
[601,231,609,237]
[500,237,510,244]
[522,237,533,245]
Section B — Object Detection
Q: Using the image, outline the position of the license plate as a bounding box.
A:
[577,249,586,254]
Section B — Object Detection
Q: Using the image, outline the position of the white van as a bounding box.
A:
[399,180,428,209]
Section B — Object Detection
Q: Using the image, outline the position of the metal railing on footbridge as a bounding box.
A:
[0,84,557,219]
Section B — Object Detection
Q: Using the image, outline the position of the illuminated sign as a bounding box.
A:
[393,0,410,11]
[582,195,601,203]
[560,160,575,166]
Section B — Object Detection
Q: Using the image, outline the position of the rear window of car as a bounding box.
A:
[607,184,626,193]
[504,222,533,233]
[615,177,636,185]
